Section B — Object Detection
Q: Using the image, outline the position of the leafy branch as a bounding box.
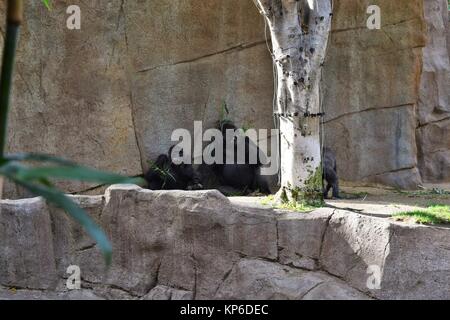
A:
[147,160,176,189]
[218,100,235,132]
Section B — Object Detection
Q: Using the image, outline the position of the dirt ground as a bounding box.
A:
[333,183,450,215]
[231,183,450,219]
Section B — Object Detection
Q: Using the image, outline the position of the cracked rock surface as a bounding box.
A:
[322,0,449,189]
[1,185,450,300]
[0,0,448,199]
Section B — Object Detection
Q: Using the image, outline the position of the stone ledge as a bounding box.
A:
[1,185,449,299]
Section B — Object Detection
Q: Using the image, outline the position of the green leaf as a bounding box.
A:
[0,155,144,266]
[148,160,176,181]
[4,153,145,186]
[42,0,51,10]
[2,165,112,265]
[0,161,22,176]
[5,153,78,166]
[15,165,143,185]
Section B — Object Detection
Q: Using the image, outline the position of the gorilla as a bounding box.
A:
[144,146,202,191]
[323,147,340,199]
[145,120,275,195]
[213,120,271,194]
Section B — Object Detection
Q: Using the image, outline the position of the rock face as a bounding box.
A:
[417,0,450,183]
[0,198,57,290]
[125,0,275,170]
[215,259,369,300]
[0,286,104,300]
[320,210,450,299]
[323,0,424,189]
[0,0,274,199]
[143,285,193,301]
[1,185,450,300]
[322,0,449,189]
[0,1,143,198]
[0,0,449,199]
[277,209,331,270]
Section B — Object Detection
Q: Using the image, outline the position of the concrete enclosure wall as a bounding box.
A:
[0,0,449,198]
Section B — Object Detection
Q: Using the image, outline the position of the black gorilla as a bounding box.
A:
[323,147,340,199]
[213,120,270,194]
[144,146,202,191]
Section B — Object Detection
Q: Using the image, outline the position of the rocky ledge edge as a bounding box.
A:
[1,185,449,300]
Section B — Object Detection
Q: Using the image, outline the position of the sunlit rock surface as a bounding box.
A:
[1,185,450,300]
[0,0,448,198]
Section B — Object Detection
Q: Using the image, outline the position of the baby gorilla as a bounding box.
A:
[144,146,202,191]
[323,147,340,199]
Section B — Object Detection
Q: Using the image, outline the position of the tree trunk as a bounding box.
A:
[254,0,333,203]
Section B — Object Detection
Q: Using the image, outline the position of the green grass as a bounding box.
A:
[392,205,450,225]
[261,195,323,213]
[260,195,275,206]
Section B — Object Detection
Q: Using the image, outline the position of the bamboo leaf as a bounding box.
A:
[15,165,144,185]
[4,153,145,186]
[2,165,112,265]
[5,153,78,166]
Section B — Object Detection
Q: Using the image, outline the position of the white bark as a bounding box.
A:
[254,0,333,202]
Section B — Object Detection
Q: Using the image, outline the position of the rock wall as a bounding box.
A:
[323,0,447,189]
[417,0,450,182]
[1,185,450,300]
[0,0,449,198]
[322,0,449,189]
[0,0,274,198]
[0,1,143,197]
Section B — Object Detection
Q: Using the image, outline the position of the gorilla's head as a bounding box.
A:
[218,119,237,135]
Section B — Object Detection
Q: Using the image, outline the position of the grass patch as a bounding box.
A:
[277,201,321,213]
[260,195,275,206]
[261,195,323,213]
[392,205,450,225]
